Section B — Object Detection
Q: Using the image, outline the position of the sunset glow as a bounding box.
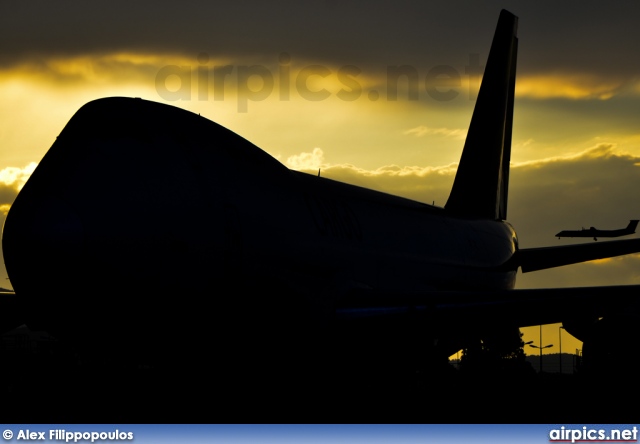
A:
[2,1,640,362]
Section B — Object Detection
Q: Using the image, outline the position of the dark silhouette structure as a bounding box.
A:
[1,10,640,421]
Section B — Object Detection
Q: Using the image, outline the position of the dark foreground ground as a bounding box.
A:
[1,349,637,424]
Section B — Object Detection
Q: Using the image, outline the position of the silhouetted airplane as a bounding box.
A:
[556,220,639,241]
[2,10,640,380]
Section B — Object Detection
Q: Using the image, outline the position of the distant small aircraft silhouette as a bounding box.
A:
[556,220,639,241]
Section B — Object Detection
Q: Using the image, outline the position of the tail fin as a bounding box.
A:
[445,9,518,220]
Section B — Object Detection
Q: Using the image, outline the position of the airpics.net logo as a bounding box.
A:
[549,426,638,443]
[154,52,484,112]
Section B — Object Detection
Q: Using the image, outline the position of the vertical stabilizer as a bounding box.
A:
[445,10,518,220]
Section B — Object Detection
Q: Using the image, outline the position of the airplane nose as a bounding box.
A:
[1,97,249,359]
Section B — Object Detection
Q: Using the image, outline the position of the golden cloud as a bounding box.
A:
[403,125,467,139]
[287,147,326,170]
[283,142,640,226]
[0,52,228,88]
[511,143,619,169]
[0,163,38,191]
[515,73,629,100]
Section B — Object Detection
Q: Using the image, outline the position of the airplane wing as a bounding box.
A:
[516,238,640,272]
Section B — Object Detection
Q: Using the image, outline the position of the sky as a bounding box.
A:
[1,0,640,359]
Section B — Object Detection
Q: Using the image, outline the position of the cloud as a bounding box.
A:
[2,2,640,87]
[0,163,37,191]
[286,148,326,170]
[508,143,640,246]
[403,126,467,139]
[0,53,199,89]
[511,143,618,168]
[285,142,640,288]
[0,163,37,209]
[287,143,640,225]
[515,74,630,100]
[287,147,458,204]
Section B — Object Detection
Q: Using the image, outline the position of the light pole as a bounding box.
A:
[537,324,543,372]
[529,343,553,373]
[559,326,564,374]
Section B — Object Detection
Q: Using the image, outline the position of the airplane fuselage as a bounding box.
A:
[2,98,518,354]
[284,171,518,293]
